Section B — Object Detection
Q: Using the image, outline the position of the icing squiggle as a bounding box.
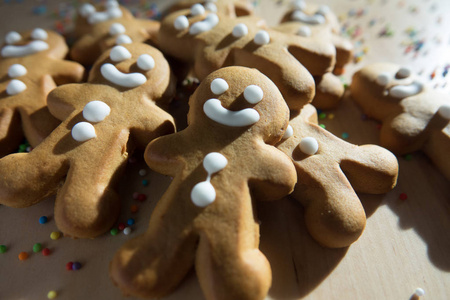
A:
[203,98,260,127]
[191,152,228,207]
[100,63,147,88]
[291,10,325,24]
[87,7,122,24]
[389,81,423,98]
[189,14,219,35]
[1,41,49,57]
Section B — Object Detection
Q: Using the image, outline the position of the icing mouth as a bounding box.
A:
[100,63,147,88]
[203,98,260,127]
[389,81,423,98]
[189,14,219,35]
[291,10,325,24]
[1,41,49,57]
[87,7,122,24]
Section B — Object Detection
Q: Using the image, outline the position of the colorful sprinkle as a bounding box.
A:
[50,231,61,240]
[341,132,349,139]
[142,179,149,186]
[18,252,29,261]
[118,223,126,231]
[328,113,335,120]
[123,227,131,235]
[319,112,327,119]
[319,124,326,129]
[138,169,147,176]
[66,262,73,270]
[39,216,48,224]
[111,228,119,236]
[137,194,147,202]
[132,192,140,200]
[33,243,42,253]
[72,262,82,270]
[127,218,135,226]
[47,290,57,299]
[130,204,139,213]
[42,248,51,256]
[404,154,413,161]
[399,193,408,200]
[0,245,7,253]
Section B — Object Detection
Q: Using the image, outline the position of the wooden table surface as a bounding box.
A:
[0,0,449,299]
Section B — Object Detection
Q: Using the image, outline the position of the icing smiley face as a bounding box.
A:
[173,3,220,34]
[79,0,123,25]
[109,23,132,45]
[97,45,156,88]
[291,1,330,25]
[375,66,424,98]
[2,28,49,58]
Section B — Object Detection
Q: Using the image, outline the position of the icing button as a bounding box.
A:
[254,30,270,45]
[299,137,319,155]
[174,15,189,30]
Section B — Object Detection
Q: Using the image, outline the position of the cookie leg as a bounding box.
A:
[0,108,23,157]
[54,156,126,238]
[110,213,198,298]
[312,72,345,110]
[196,226,271,300]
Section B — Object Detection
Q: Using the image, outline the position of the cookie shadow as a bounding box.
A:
[386,153,450,271]
[257,198,348,299]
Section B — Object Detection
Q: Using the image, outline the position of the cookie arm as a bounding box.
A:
[47,84,86,121]
[47,58,84,85]
[0,108,23,156]
[144,133,185,177]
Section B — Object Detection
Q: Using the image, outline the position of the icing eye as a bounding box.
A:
[83,101,111,122]
[115,34,132,45]
[244,85,263,103]
[137,54,155,71]
[109,23,126,36]
[297,26,311,37]
[109,45,131,62]
[396,67,411,79]
[79,3,96,17]
[293,0,306,10]
[31,28,48,41]
[5,31,22,45]
[299,137,319,155]
[8,64,27,78]
[204,2,217,13]
[210,78,229,95]
[232,23,248,38]
[376,72,391,85]
[190,4,205,16]
[254,30,270,45]
[174,15,189,30]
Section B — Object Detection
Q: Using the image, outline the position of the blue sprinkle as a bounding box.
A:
[342,132,349,139]
[127,218,135,226]
[142,179,149,186]
[39,216,48,224]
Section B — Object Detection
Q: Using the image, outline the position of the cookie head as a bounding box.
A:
[1,28,67,59]
[88,43,171,96]
[187,66,290,144]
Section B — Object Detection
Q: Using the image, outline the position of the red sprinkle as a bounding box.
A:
[66,262,74,270]
[137,194,147,202]
[399,193,408,200]
[42,248,51,256]
[118,223,126,231]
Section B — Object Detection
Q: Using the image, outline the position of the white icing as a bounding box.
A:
[79,3,96,17]
[292,10,325,24]
[396,67,411,79]
[109,45,131,62]
[87,7,122,24]
[189,13,219,35]
[376,72,391,86]
[414,288,425,297]
[254,30,270,45]
[190,3,205,16]
[72,122,96,142]
[100,63,147,88]
[292,0,306,10]
[109,23,126,36]
[283,125,294,139]
[115,34,132,45]
[389,81,423,98]
[105,0,119,9]
[203,98,260,127]
[299,137,319,155]
[204,2,217,13]
[297,25,311,37]
[5,31,22,44]
[244,85,263,104]
[191,152,228,207]
[1,41,49,57]
[6,79,27,95]
[137,54,155,71]
[31,28,48,40]
[437,104,450,120]
[232,23,248,38]
[8,64,27,78]
[83,101,111,122]
[174,15,189,30]
[317,5,330,16]
[210,78,229,95]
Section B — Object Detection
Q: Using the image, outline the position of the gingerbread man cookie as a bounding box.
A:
[71,0,160,65]
[110,67,297,300]
[159,4,337,110]
[275,0,353,108]
[0,43,175,238]
[169,0,254,17]
[351,62,450,180]
[277,104,398,248]
[0,28,84,157]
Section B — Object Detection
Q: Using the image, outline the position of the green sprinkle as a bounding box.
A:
[404,154,413,161]
[342,132,349,139]
[110,228,119,236]
[0,245,7,253]
[319,112,327,119]
[142,179,149,186]
[33,243,42,253]
[319,124,326,129]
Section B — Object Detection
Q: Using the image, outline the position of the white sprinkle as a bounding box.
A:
[123,227,131,235]
[138,169,147,176]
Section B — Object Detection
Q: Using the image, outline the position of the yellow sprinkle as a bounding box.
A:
[328,113,335,120]
[50,231,61,240]
[47,290,57,299]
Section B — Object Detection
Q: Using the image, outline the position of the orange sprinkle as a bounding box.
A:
[130,204,139,213]
[18,252,29,261]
